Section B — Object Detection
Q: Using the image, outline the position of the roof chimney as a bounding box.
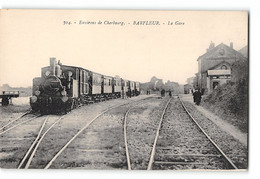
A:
[207,41,215,52]
[230,42,233,49]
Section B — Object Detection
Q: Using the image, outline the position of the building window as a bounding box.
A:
[221,65,227,70]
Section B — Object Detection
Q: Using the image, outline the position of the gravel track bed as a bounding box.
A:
[0,115,47,168]
[26,96,151,169]
[0,97,133,169]
[152,98,231,170]
[28,100,127,169]
[49,105,129,169]
[48,96,156,169]
[182,100,248,169]
[0,105,30,127]
[126,97,169,170]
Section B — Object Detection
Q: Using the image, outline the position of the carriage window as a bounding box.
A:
[76,69,79,80]
[94,75,101,85]
[80,70,84,82]
[94,76,97,85]
[84,71,88,83]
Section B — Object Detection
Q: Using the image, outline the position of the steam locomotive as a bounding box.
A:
[30,58,140,114]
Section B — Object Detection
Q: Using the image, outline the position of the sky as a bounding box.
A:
[0,10,248,87]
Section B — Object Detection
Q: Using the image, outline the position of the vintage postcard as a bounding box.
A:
[0,10,248,170]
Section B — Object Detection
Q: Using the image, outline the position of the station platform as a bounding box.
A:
[0,91,20,106]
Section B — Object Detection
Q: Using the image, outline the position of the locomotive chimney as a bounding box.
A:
[50,57,57,76]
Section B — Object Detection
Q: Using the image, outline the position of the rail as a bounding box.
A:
[147,98,172,170]
[178,95,238,169]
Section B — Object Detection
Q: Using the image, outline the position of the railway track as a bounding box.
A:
[147,96,238,170]
[18,115,65,169]
[147,97,172,170]
[123,96,172,170]
[0,111,30,131]
[0,111,41,136]
[43,96,154,169]
[123,107,132,170]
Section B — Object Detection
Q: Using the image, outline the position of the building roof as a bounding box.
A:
[238,45,248,58]
[197,43,246,61]
[208,61,231,70]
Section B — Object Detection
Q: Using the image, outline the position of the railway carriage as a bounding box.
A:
[135,82,140,96]
[102,75,113,99]
[30,58,141,114]
[91,72,103,102]
[129,81,135,97]
[121,79,129,97]
[113,76,122,98]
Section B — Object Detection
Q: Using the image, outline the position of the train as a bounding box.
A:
[30,58,140,114]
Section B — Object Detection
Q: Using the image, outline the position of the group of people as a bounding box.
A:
[121,89,132,99]
[129,87,202,105]
[161,89,172,98]
[159,88,202,106]
[146,88,172,98]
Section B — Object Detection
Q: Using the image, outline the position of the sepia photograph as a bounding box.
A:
[0,9,248,170]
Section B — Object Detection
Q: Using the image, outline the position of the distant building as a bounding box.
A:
[186,77,195,86]
[184,84,193,94]
[197,42,247,94]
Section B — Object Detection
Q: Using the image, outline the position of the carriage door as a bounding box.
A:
[112,78,115,93]
[76,69,80,96]
[101,76,104,94]
[83,70,89,94]
[80,69,84,95]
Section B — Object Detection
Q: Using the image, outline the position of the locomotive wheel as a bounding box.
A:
[40,108,47,115]
[67,98,74,112]
[31,104,39,112]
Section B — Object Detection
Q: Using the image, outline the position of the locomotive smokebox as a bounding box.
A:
[50,57,57,76]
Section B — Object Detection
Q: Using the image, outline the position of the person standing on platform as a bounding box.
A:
[161,89,165,98]
[193,89,202,105]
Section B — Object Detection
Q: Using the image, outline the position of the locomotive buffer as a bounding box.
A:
[0,91,20,106]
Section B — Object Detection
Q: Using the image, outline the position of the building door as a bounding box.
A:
[213,81,219,90]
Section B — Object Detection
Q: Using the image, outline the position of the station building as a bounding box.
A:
[197,42,247,94]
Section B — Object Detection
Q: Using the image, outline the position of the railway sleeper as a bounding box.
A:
[154,155,223,163]
[153,161,210,165]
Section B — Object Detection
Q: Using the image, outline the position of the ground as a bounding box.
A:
[0,94,248,169]
[181,94,247,147]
